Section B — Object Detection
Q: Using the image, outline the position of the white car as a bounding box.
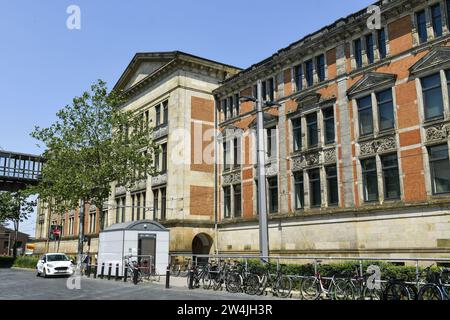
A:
[36,253,74,277]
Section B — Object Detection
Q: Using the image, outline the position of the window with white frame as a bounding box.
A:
[428,144,450,194]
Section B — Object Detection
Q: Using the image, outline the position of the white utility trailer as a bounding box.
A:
[97,220,169,276]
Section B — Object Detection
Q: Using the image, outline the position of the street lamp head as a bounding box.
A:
[239,95,256,103]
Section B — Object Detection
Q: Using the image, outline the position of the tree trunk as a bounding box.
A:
[13,219,19,259]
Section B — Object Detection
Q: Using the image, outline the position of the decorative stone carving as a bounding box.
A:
[151,172,168,186]
[265,163,278,177]
[425,123,450,143]
[131,179,147,192]
[347,72,396,98]
[409,46,450,76]
[222,171,241,185]
[115,185,126,196]
[323,148,337,164]
[359,136,396,156]
[291,150,321,170]
[153,124,168,140]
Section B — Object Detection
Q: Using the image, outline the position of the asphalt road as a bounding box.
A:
[0,268,278,300]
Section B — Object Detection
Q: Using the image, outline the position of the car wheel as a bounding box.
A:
[43,269,47,278]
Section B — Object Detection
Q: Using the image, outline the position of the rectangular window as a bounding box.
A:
[377,89,395,131]
[292,118,302,151]
[421,73,444,120]
[121,198,125,223]
[136,194,141,221]
[115,199,120,223]
[309,169,321,207]
[224,186,231,218]
[306,113,318,148]
[295,65,303,92]
[162,100,168,124]
[233,138,241,167]
[323,108,335,144]
[446,70,450,107]
[354,39,363,68]
[267,127,277,158]
[416,10,427,43]
[234,184,242,218]
[316,54,325,82]
[142,193,146,220]
[381,154,401,200]
[268,78,275,101]
[153,190,159,221]
[223,141,230,171]
[366,34,374,64]
[447,0,450,29]
[253,84,258,101]
[161,188,166,220]
[429,144,450,194]
[262,80,267,101]
[378,29,387,59]
[161,143,167,172]
[361,158,378,202]
[228,97,234,117]
[357,95,374,136]
[294,172,304,210]
[267,177,278,213]
[431,3,443,37]
[131,195,135,221]
[305,60,314,87]
[234,93,240,116]
[155,104,161,126]
[222,99,228,120]
[144,110,150,130]
[326,166,338,206]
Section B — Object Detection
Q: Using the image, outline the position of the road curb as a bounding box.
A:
[11,267,35,272]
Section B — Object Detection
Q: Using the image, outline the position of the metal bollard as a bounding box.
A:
[100,262,105,279]
[115,263,120,281]
[124,266,128,282]
[93,264,97,279]
[166,265,170,289]
[107,263,112,280]
[188,268,194,290]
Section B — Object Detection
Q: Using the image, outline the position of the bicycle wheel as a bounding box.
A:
[418,284,444,300]
[383,281,410,300]
[226,272,243,293]
[333,279,355,300]
[300,277,321,300]
[274,275,292,298]
[202,271,213,290]
[244,274,261,295]
[362,286,382,300]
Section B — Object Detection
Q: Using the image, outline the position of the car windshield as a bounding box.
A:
[46,254,69,262]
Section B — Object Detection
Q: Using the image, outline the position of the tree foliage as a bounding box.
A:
[0,191,35,225]
[30,79,158,215]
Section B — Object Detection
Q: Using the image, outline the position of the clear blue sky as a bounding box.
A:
[0,0,373,236]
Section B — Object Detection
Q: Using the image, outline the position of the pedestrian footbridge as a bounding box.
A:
[0,150,43,191]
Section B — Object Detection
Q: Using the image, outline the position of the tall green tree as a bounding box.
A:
[30,79,158,260]
[0,191,36,258]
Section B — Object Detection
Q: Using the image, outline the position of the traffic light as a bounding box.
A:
[49,225,62,241]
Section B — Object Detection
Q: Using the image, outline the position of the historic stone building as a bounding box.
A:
[213,0,450,259]
[36,0,450,260]
[34,52,241,255]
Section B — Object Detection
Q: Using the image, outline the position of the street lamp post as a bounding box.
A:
[240,80,280,263]
[255,80,269,262]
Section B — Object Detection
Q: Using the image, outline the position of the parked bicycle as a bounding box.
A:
[300,270,353,300]
[418,266,450,300]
